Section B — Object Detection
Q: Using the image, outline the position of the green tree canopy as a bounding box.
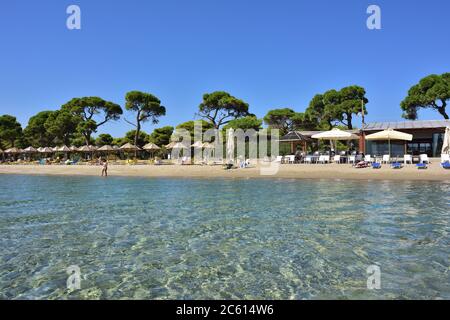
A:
[223,116,262,131]
[148,126,174,146]
[306,86,368,129]
[124,130,149,147]
[401,73,450,119]
[263,108,297,135]
[112,137,125,147]
[44,110,79,146]
[61,96,123,145]
[197,91,250,129]
[23,110,55,147]
[0,115,23,148]
[95,133,114,146]
[124,91,166,149]
[175,120,214,141]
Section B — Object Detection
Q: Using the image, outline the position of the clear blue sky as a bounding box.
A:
[1,0,449,138]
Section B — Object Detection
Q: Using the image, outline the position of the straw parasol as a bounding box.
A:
[143,143,161,151]
[70,146,79,152]
[442,127,450,154]
[5,147,22,154]
[172,142,188,149]
[98,145,115,152]
[77,145,91,152]
[202,142,215,149]
[191,141,204,148]
[120,143,141,151]
[165,141,177,149]
[23,146,38,153]
[39,147,53,153]
[57,145,71,152]
[365,129,413,157]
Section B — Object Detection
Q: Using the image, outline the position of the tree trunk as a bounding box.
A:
[437,102,449,119]
[347,113,353,129]
[134,112,141,158]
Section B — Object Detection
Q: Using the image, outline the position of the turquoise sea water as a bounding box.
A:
[0,175,449,300]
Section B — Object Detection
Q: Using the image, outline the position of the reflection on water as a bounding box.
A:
[0,175,449,299]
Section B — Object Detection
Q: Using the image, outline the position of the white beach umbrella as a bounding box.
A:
[312,128,359,152]
[311,128,359,140]
[442,127,450,154]
[226,128,235,163]
[365,129,413,157]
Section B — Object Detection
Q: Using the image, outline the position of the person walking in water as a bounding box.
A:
[101,159,108,177]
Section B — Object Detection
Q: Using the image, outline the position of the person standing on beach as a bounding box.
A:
[101,159,108,177]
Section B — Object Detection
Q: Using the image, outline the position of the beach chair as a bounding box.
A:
[419,154,430,164]
[391,162,403,169]
[304,155,312,164]
[404,154,412,164]
[416,163,428,170]
[349,155,356,165]
[275,156,283,163]
[333,155,341,164]
[286,155,295,164]
[382,155,390,164]
[372,162,382,169]
[364,155,373,163]
[441,154,450,163]
[318,155,329,164]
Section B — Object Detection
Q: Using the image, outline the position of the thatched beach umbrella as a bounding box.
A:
[120,143,141,151]
[191,141,204,148]
[23,146,38,153]
[97,145,116,160]
[165,141,177,149]
[120,143,141,159]
[143,143,160,151]
[57,145,71,152]
[143,143,160,159]
[39,147,53,153]
[69,145,79,152]
[5,147,22,154]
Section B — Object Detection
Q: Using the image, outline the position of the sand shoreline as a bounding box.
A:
[1,163,450,181]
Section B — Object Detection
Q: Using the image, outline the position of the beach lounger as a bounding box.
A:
[441,154,450,163]
[304,155,313,164]
[318,155,330,164]
[355,161,369,168]
[441,161,450,169]
[382,155,390,164]
[416,163,428,169]
[391,162,403,169]
[372,162,382,169]
[275,156,283,163]
[364,155,373,163]
[333,155,341,164]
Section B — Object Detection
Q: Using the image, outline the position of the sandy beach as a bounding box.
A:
[1,162,449,181]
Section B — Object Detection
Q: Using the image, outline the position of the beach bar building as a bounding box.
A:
[362,120,450,157]
[280,119,450,158]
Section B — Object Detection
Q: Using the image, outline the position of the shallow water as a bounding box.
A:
[0,175,449,299]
